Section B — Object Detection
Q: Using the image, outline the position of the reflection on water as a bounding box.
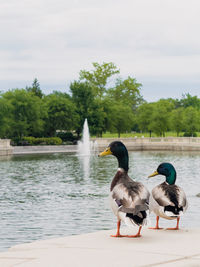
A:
[0,151,200,251]
[78,155,90,179]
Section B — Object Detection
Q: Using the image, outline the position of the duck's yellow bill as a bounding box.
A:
[98,147,112,157]
[148,171,159,178]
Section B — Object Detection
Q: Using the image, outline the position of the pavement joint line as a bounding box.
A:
[54,246,200,258]
[13,259,36,267]
[140,253,200,267]
[9,247,51,252]
[0,257,35,260]
[9,245,199,258]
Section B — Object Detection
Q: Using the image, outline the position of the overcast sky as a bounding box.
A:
[1,0,200,101]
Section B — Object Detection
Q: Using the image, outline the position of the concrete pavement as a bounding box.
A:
[0,227,200,267]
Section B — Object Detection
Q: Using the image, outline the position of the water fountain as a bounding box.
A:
[78,119,91,156]
[77,119,93,179]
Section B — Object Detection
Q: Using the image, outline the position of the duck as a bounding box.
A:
[98,141,150,238]
[148,162,188,230]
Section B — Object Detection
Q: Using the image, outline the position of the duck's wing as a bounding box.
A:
[111,176,150,226]
[152,182,187,216]
[112,184,149,209]
[152,184,173,207]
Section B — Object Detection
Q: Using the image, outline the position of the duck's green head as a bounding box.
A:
[98,141,129,172]
[148,162,176,185]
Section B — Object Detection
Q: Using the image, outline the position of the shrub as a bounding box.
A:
[19,137,62,145]
[183,132,197,137]
[56,132,79,144]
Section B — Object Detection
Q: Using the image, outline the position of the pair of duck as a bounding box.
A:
[99,141,188,237]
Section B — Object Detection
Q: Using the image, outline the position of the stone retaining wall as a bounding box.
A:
[13,145,77,155]
[91,137,200,151]
[0,139,13,156]
[10,137,200,155]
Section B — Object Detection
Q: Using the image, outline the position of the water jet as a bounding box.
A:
[78,119,91,156]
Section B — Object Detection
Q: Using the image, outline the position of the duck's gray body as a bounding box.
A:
[150,182,188,220]
[110,168,150,227]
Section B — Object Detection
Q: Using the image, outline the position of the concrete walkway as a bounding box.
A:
[0,228,200,267]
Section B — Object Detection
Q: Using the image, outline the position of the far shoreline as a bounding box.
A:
[11,137,200,155]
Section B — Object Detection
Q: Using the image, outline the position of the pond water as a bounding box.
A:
[0,150,200,251]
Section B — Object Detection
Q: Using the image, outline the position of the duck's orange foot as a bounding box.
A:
[110,234,141,238]
[125,234,142,238]
[149,227,163,230]
[110,234,125,238]
[166,227,179,230]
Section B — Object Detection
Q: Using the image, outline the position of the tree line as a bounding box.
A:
[0,62,200,143]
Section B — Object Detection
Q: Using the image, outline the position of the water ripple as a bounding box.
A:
[0,151,199,251]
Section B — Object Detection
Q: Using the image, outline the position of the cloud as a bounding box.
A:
[1,0,200,100]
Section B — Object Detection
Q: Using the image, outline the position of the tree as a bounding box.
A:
[137,102,154,136]
[183,106,200,135]
[79,62,120,98]
[88,99,106,137]
[180,93,200,109]
[149,100,175,136]
[26,78,43,98]
[44,93,78,137]
[70,81,94,136]
[107,76,143,110]
[0,97,12,138]
[2,89,45,138]
[106,101,135,137]
[170,108,184,136]
[70,81,106,136]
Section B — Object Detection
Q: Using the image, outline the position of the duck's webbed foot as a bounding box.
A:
[149,226,163,230]
[111,222,142,238]
[166,217,180,230]
[123,226,142,238]
[111,220,122,237]
[149,216,163,230]
[110,234,125,237]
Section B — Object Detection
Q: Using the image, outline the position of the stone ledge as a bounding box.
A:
[0,139,13,156]
[0,228,199,267]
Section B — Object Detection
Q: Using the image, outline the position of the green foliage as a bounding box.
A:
[56,132,78,143]
[70,81,106,136]
[170,108,184,136]
[2,89,45,138]
[183,132,197,137]
[183,106,200,133]
[107,76,144,110]
[136,99,175,137]
[0,97,12,138]
[88,99,106,136]
[43,93,79,137]
[22,137,62,145]
[106,100,135,137]
[136,102,154,134]
[79,62,120,98]
[26,78,43,98]
[70,81,94,131]
[180,93,200,109]
[3,63,200,141]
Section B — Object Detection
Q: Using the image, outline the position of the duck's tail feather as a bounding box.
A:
[126,210,148,226]
[119,203,150,227]
[164,205,184,217]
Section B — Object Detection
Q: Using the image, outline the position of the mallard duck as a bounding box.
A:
[148,162,188,230]
[99,141,150,238]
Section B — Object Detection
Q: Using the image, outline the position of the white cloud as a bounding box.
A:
[1,0,200,100]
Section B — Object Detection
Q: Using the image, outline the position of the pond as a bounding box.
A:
[0,150,200,251]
